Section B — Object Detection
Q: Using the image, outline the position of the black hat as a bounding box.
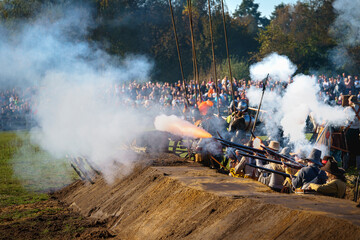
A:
[321,159,346,177]
[305,148,322,166]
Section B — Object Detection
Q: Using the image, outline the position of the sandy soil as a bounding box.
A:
[54,152,360,240]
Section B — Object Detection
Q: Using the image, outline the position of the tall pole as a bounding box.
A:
[168,0,189,107]
[207,0,220,116]
[187,0,202,104]
[220,0,234,104]
[250,74,268,141]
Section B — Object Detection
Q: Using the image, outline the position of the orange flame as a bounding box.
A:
[154,115,212,139]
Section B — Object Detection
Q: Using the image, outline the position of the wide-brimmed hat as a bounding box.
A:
[279,147,291,157]
[305,148,322,166]
[268,141,280,151]
[321,158,346,177]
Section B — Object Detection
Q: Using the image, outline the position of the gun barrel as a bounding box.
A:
[238,152,302,169]
[246,163,291,178]
[261,145,305,167]
[214,137,266,154]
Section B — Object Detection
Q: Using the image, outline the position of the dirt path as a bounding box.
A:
[55,153,360,240]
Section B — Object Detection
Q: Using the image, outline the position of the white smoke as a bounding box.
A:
[1,3,154,183]
[247,86,283,139]
[330,0,360,68]
[247,54,353,155]
[332,0,360,47]
[249,53,297,82]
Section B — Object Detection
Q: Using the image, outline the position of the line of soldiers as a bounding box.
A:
[190,99,350,199]
[195,136,347,198]
[228,142,346,198]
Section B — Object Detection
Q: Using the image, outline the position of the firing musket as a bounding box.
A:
[237,152,302,169]
[246,163,291,178]
[214,137,266,155]
[261,145,305,167]
[249,130,305,168]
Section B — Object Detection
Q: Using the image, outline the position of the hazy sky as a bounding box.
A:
[226,0,299,17]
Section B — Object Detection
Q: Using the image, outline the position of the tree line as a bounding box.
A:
[0,0,359,82]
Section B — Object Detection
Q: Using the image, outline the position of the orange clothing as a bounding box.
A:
[207,88,215,97]
[198,100,214,115]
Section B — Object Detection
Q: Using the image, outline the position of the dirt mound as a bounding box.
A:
[55,153,360,240]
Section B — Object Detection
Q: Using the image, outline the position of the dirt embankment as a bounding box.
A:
[55,153,360,240]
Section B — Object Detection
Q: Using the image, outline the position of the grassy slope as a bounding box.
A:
[0,131,78,220]
[0,131,48,206]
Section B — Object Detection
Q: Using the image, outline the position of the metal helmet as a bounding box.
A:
[238,100,248,111]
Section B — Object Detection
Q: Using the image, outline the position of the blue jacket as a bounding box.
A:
[292,163,327,188]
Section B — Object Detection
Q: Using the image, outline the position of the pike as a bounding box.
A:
[250,73,269,141]
[168,0,190,109]
[246,163,291,178]
[237,152,302,169]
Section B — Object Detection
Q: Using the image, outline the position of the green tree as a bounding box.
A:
[233,0,269,28]
[256,0,336,73]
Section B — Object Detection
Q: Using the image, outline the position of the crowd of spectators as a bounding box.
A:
[115,73,360,113]
[0,87,35,130]
[1,73,360,130]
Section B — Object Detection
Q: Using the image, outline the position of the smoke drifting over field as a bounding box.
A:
[247,53,353,155]
[0,3,153,183]
[330,0,360,68]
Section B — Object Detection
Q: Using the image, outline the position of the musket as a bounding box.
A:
[249,130,305,168]
[246,163,291,178]
[237,152,302,169]
[261,145,305,167]
[214,137,266,155]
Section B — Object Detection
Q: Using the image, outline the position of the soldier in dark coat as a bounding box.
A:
[292,148,327,189]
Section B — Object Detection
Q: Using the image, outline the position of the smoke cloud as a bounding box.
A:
[247,86,283,139]
[332,0,360,47]
[329,0,360,68]
[1,3,154,184]
[249,53,297,82]
[247,54,353,156]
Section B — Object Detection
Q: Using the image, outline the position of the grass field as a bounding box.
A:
[0,131,106,239]
[0,131,77,207]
